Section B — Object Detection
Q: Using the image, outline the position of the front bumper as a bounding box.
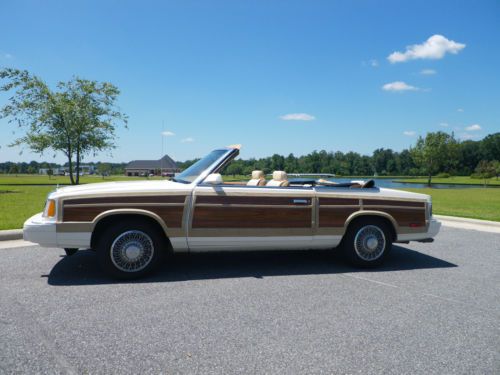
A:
[23,213,58,247]
[396,218,442,242]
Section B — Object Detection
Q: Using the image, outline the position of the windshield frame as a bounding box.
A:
[173,147,239,185]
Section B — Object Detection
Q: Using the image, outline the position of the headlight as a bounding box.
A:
[43,199,56,218]
[428,201,433,217]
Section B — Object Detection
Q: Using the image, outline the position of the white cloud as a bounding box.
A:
[382,81,419,92]
[279,113,316,121]
[465,124,481,131]
[457,108,464,112]
[439,122,449,127]
[362,59,379,67]
[403,131,417,136]
[420,69,436,75]
[459,133,478,140]
[181,137,194,143]
[388,35,465,63]
[161,131,175,137]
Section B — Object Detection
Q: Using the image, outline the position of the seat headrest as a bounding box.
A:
[251,170,265,179]
[272,171,288,181]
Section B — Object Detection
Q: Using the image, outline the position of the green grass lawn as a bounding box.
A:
[402,188,500,222]
[0,174,168,185]
[396,176,500,186]
[0,186,54,230]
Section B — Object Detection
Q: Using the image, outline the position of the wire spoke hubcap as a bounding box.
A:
[354,225,386,261]
[111,230,154,272]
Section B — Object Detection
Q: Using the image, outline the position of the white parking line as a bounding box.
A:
[340,273,398,288]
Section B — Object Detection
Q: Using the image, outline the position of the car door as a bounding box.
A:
[188,184,315,251]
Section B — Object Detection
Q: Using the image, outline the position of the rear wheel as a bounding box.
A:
[342,218,392,267]
[96,220,166,279]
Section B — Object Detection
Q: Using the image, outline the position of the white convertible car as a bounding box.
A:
[24,145,441,279]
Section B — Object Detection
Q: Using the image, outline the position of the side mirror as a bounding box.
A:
[204,173,223,185]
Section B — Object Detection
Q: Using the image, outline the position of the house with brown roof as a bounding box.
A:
[125,155,179,176]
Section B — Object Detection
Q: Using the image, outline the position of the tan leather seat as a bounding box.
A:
[247,170,266,186]
[266,171,290,187]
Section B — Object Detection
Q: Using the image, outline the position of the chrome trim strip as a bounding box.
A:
[64,203,185,208]
[319,205,360,208]
[193,203,312,209]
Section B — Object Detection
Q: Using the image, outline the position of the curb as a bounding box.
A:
[0,229,23,241]
[434,215,500,228]
[435,215,500,234]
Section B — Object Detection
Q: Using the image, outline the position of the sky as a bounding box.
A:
[1,0,499,163]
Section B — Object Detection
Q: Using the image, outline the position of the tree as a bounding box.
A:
[97,163,112,179]
[8,164,18,176]
[475,160,496,186]
[480,133,500,161]
[492,160,500,180]
[410,131,458,186]
[0,68,127,185]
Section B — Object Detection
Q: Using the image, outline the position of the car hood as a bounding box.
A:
[50,180,190,199]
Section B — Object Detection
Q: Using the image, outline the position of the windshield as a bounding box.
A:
[174,149,228,183]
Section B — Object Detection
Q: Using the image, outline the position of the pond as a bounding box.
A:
[326,178,498,189]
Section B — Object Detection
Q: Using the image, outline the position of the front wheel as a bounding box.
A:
[341,218,392,267]
[96,220,166,279]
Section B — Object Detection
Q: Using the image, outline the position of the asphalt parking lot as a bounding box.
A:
[0,226,499,374]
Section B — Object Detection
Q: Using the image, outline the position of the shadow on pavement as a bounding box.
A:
[46,245,457,286]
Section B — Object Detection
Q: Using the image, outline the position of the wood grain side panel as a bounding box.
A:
[64,195,187,205]
[319,198,359,206]
[319,207,360,227]
[192,206,312,228]
[196,195,311,205]
[383,208,426,227]
[63,205,184,227]
[363,199,425,208]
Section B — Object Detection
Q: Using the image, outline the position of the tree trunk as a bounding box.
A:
[427,173,432,187]
[67,156,75,185]
[75,147,80,185]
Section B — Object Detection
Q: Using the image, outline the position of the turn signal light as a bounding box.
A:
[45,199,56,218]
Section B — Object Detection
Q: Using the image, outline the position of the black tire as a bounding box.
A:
[96,219,167,279]
[341,217,393,267]
[64,248,78,256]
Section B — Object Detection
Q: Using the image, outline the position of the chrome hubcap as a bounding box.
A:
[111,230,154,272]
[354,225,386,261]
[125,245,141,260]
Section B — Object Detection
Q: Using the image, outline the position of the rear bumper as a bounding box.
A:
[396,218,441,243]
[23,213,58,247]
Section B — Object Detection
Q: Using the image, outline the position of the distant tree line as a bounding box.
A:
[2,132,499,183]
[178,132,500,181]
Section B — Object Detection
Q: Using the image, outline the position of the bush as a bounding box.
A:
[436,172,450,178]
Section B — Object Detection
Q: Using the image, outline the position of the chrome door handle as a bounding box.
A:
[293,199,309,204]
